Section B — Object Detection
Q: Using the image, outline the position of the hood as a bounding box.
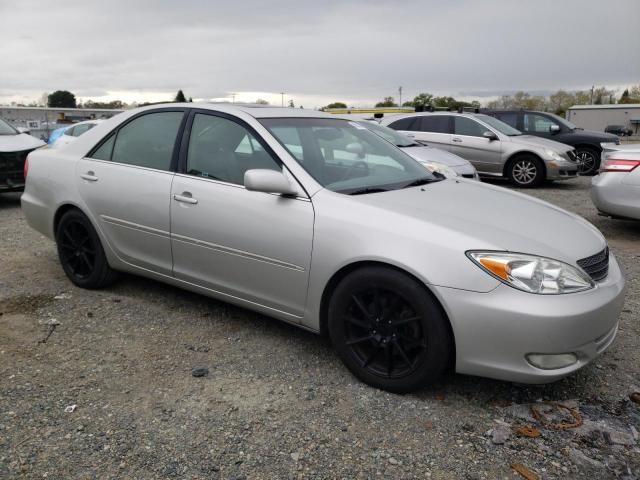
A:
[574,129,619,142]
[401,145,470,167]
[349,179,605,264]
[0,133,45,153]
[508,135,573,153]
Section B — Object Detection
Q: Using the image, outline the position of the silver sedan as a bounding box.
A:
[592,144,640,220]
[22,104,626,392]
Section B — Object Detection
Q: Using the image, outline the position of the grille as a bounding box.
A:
[0,149,34,187]
[577,247,609,282]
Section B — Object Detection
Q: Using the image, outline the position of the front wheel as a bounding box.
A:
[507,155,545,188]
[575,147,600,175]
[55,209,117,289]
[328,266,452,393]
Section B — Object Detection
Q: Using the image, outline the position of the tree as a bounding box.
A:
[324,102,347,109]
[412,93,433,108]
[288,99,295,108]
[630,84,640,99]
[619,88,640,104]
[255,98,270,105]
[174,90,187,102]
[375,96,397,107]
[48,90,77,108]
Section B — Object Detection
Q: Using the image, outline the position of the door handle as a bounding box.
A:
[452,138,462,143]
[173,192,198,205]
[405,133,415,138]
[80,171,98,182]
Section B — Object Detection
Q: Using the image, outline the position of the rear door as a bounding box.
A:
[450,117,503,174]
[408,115,453,149]
[76,109,185,275]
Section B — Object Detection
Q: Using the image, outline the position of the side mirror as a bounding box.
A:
[549,124,560,134]
[244,169,297,196]
[483,131,498,141]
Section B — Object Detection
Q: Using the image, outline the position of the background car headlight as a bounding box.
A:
[420,161,458,178]
[544,149,564,162]
[467,251,595,294]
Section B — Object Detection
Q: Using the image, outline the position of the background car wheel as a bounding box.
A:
[328,266,452,393]
[55,209,117,289]
[575,147,600,176]
[507,155,545,188]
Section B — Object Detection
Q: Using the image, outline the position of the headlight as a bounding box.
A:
[544,149,564,162]
[467,251,594,294]
[421,161,458,178]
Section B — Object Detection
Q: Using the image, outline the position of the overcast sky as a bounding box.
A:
[0,0,638,108]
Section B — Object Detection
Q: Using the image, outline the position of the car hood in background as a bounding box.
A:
[349,179,605,263]
[509,135,574,153]
[401,145,470,167]
[0,133,45,152]
[573,129,619,143]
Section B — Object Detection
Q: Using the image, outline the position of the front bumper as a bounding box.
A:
[433,252,626,383]
[546,159,578,181]
[591,173,640,220]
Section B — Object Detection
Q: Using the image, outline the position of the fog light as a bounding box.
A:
[526,353,578,370]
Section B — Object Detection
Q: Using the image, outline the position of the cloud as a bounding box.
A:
[0,0,638,108]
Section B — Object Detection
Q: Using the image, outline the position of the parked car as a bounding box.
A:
[0,116,45,192]
[483,110,620,175]
[350,120,479,180]
[50,120,103,148]
[22,104,625,392]
[592,143,640,220]
[381,112,578,187]
[604,125,633,137]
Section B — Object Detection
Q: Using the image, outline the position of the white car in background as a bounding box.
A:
[352,120,479,180]
[592,144,640,220]
[0,116,45,192]
[51,119,103,148]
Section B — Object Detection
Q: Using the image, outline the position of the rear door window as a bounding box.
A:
[415,116,452,133]
[387,117,416,131]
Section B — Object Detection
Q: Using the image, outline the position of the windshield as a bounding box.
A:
[475,114,522,136]
[260,118,436,194]
[545,112,578,130]
[356,121,417,147]
[0,117,18,135]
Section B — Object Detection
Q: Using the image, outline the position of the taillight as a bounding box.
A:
[601,158,640,173]
[24,157,29,179]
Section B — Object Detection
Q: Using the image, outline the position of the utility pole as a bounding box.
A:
[398,86,403,107]
[590,85,594,105]
[281,92,285,107]
[231,93,236,104]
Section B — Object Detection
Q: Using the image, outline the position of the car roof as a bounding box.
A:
[133,102,337,120]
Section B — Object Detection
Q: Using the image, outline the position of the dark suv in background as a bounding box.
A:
[483,110,619,175]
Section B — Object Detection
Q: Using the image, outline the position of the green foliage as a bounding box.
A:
[325,102,347,109]
[412,93,433,108]
[174,90,187,102]
[375,97,398,107]
[288,99,295,108]
[48,90,77,108]
[81,100,127,110]
[255,98,270,105]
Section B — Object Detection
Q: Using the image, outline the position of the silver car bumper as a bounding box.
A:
[434,253,626,383]
[592,173,640,220]
[546,159,578,181]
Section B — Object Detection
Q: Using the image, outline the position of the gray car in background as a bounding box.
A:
[22,105,625,392]
[352,120,479,180]
[592,143,640,220]
[381,112,578,187]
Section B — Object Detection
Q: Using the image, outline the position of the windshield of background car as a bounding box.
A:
[356,121,416,147]
[546,112,578,130]
[475,114,522,136]
[0,118,18,135]
[260,118,434,194]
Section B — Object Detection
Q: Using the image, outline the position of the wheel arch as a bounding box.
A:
[503,151,546,178]
[318,260,457,368]
[53,203,86,235]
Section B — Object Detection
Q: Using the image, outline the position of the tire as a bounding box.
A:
[327,266,452,393]
[574,147,600,176]
[507,155,545,188]
[55,209,117,289]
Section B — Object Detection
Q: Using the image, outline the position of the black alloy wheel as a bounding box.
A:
[55,209,117,289]
[575,148,599,176]
[328,266,451,393]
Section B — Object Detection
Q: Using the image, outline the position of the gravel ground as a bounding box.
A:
[1,176,639,479]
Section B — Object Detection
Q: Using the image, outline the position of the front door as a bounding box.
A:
[76,110,185,275]
[170,112,314,318]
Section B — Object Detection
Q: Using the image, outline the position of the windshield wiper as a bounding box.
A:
[347,187,389,196]
[401,177,443,189]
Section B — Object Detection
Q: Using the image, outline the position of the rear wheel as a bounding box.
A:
[575,147,599,175]
[55,209,117,289]
[328,266,452,393]
[507,155,545,188]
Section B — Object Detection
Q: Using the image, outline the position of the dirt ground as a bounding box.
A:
[1,176,639,479]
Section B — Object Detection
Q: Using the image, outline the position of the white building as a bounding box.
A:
[567,104,640,137]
